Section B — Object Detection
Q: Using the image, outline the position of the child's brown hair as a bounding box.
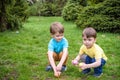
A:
[50,22,64,35]
[82,27,97,38]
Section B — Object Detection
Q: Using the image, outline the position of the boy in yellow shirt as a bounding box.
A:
[72,27,107,77]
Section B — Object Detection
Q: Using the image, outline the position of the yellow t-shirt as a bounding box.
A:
[79,44,107,61]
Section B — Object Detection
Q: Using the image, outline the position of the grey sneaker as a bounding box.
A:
[61,65,67,72]
[46,65,52,71]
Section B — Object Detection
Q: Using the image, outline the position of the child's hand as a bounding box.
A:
[72,60,78,65]
[54,71,61,78]
[79,63,88,70]
[56,65,62,71]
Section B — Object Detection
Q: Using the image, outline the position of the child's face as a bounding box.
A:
[52,32,64,42]
[82,36,96,49]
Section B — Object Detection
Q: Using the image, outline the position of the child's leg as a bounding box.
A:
[46,52,58,71]
[93,58,106,74]
[80,54,87,62]
[47,52,58,65]
[53,52,59,61]
[47,52,68,65]
[82,55,91,73]
[58,52,68,65]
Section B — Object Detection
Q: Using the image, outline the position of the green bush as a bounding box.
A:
[101,0,120,19]
[68,0,87,6]
[10,0,29,21]
[75,0,120,33]
[7,15,22,30]
[40,3,53,16]
[62,3,83,21]
[0,0,29,31]
[62,0,87,21]
[90,0,105,4]
[28,4,38,16]
[79,15,119,32]
[40,3,62,16]
[75,6,100,27]
[29,0,67,16]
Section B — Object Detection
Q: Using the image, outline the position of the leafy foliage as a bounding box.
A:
[62,0,87,21]
[90,0,105,4]
[10,0,29,21]
[62,3,83,21]
[101,0,120,19]
[29,0,67,16]
[40,3,60,16]
[75,0,120,33]
[0,0,29,32]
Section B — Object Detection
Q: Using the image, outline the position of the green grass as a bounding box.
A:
[0,16,120,80]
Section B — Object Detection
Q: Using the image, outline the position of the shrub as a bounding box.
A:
[7,15,22,30]
[62,0,87,21]
[81,15,119,32]
[101,0,120,19]
[62,3,83,21]
[40,3,62,16]
[75,0,120,33]
[75,6,100,28]
[0,0,29,31]
[29,0,67,16]
[40,3,53,16]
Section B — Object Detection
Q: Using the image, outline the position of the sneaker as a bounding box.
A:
[46,65,52,71]
[61,65,67,72]
[82,70,90,74]
[93,73,103,78]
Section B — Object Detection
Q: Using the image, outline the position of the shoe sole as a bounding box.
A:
[94,73,103,78]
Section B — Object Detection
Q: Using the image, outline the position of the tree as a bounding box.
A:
[62,0,87,21]
[75,0,120,33]
[29,0,67,16]
[0,0,29,32]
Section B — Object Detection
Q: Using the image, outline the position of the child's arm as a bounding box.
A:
[72,54,81,65]
[74,54,81,62]
[80,59,101,70]
[47,51,57,73]
[57,48,68,71]
[48,51,61,77]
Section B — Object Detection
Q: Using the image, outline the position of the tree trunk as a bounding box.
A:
[0,0,7,32]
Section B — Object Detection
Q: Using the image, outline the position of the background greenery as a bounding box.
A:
[62,0,120,33]
[0,16,120,80]
[1,0,120,33]
[0,0,29,31]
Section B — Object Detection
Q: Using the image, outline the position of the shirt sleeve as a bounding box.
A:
[94,48,103,60]
[63,38,68,48]
[48,39,54,52]
[79,45,84,55]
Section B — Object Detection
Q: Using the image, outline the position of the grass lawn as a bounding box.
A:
[0,16,120,80]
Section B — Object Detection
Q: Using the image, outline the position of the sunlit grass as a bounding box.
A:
[0,16,120,80]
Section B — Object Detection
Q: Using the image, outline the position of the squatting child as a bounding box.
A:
[46,22,68,77]
[72,27,107,77]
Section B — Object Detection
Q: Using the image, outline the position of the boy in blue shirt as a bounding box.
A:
[46,22,68,77]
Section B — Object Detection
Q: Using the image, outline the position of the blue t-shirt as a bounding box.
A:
[48,37,68,54]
